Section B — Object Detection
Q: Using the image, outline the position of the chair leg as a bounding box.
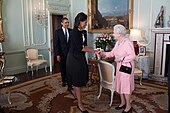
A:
[97,85,102,99]
[36,66,38,71]
[26,66,29,73]
[45,65,47,72]
[8,87,12,104]
[139,74,142,85]
[31,66,33,76]
[109,90,114,106]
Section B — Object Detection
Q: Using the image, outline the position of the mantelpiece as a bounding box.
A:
[151,28,170,33]
[151,28,170,77]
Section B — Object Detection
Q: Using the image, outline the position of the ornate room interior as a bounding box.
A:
[0,0,169,113]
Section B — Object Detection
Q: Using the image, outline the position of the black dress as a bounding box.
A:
[66,28,89,87]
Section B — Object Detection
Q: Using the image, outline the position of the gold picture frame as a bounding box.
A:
[0,0,4,42]
[88,0,133,33]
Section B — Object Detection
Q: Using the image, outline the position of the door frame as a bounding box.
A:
[47,11,69,72]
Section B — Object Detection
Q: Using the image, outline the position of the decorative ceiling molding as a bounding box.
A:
[47,1,70,14]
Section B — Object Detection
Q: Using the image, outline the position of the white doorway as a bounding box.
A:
[47,14,69,72]
[47,2,70,72]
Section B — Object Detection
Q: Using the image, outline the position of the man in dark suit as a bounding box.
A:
[54,17,72,87]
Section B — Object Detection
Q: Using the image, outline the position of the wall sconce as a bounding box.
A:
[129,29,143,55]
[33,0,48,27]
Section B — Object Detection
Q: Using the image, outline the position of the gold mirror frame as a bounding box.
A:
[88,0,133,33]
[0,0,4,42]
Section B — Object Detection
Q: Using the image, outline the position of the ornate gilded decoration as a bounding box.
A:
[0,0,4,42]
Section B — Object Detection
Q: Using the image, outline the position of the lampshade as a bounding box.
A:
[129,29,143,41]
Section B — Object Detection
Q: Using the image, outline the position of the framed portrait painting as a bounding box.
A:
[138,46,146,56]
[88,0,133,33]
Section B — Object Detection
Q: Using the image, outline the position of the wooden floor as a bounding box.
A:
[10,65,60,86]
[5,64,168,87]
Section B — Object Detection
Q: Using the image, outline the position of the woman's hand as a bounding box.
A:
[96,51,107,58]
[115,57,123,63]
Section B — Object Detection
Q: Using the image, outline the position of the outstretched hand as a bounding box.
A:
[94,50,100,56]
[57,56,61,62]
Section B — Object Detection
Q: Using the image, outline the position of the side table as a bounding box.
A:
[88,57,114,85]
[88,58,99,84]
[0,52,15,105]
[135,55,150,79]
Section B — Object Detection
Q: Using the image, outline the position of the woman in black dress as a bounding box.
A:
[66,12,96,113]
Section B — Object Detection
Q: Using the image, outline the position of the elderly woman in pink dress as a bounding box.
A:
[98,24,136,113]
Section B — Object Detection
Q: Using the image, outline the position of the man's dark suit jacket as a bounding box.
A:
[54,28,72,59]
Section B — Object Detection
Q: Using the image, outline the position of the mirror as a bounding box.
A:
[0,0,4,42]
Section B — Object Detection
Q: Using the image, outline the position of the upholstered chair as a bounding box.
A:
[134,60,143,85]
[97,60,115,106]
[25,48,47,75]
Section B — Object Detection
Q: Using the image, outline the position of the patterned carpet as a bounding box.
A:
[0,73,168,113]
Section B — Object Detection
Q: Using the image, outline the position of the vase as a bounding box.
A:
[104,44,111,52]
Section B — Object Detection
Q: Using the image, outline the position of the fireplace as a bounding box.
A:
[153,31,170,77]
[163,43,170,77]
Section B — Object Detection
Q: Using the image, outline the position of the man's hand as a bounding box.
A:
[57,56,61,62]
[95,49,106,58]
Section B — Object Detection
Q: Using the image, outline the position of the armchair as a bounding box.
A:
[134,60,143,85]
[25,48,47,75]
[97,60,115,106]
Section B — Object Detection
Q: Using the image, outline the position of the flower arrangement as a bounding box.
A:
[95,33,116,51]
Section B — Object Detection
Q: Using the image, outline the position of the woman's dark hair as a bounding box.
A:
[74,12,87,28]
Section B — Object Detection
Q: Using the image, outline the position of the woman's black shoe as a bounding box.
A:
[77,105,89,113]
[115,104,126,110]
[122,107,132,113]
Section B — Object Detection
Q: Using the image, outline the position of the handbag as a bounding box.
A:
[119,57,132,74]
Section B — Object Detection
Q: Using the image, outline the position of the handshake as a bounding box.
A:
[94,48,105,60]
[93,48,123,62]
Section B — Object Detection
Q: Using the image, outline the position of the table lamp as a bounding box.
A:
[129,29,143,55]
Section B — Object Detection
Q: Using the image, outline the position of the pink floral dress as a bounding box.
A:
[101,38,136,94]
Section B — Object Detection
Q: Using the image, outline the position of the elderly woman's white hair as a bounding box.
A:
[113,24,126,36]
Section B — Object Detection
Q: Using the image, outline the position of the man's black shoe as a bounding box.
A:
[62,82,67,87]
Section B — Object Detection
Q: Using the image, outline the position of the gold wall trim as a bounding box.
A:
[0,0,4,42]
